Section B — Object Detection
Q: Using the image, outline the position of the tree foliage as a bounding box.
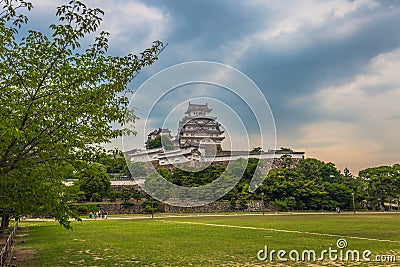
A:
[128,161,146,178]
[359,165,400,209]
[77,162,111,202]
[0,0,164,229]
[141,156,400,212]
[146,136,174,150]
[94,155,400,214]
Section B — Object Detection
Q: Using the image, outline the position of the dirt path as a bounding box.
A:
[8,227,36,267]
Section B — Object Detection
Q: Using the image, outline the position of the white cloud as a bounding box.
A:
[32,0,59,9]
[250,0,378,39]
[97,1,170,53]
[290,47,400,173]
[310,47,400,119]
[31,0,170,54]
[222,0,382,65]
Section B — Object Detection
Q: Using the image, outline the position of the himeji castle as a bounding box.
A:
[125,102,305,167]
[178,103,225,151]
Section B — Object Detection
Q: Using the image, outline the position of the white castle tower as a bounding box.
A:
[178,102,225,151]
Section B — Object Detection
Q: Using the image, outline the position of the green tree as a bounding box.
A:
[342,167,367,209]
[322,182,352,210]
[0,162,73,230]
[120,187,133,202]
[142,199,158,218]
[296,158,341,183]
[91,192,102,202]
[229,197,237,210]
[262,168,325,210]
[144,169,172,202]
[239,197,248,211]
[61,183,85,203]
[359,165,400,210]
[131,187,143,202]
[280,154,293,169]
[99,153,136,179]
[272,197,296,211]
[146,136,174,150]
[0,0,163,229]
[128,162,146,178]
[108,189,117,202]
[102,154,128,174]
[78,163,111,202]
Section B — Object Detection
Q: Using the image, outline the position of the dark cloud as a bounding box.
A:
[238,9,400,132]
[150,0,264,44]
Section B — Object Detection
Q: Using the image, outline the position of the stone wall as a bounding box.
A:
[144,157,302,173]
[100,200,274,215]
[100,203,142,214]
[163,200,273,213]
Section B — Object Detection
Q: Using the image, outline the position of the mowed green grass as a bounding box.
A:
[15,213,400,266]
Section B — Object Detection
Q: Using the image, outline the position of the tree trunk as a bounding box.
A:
[1,214,11,231]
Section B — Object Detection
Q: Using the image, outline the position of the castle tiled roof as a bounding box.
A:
[185,102,212,114]
[148,128,171,137]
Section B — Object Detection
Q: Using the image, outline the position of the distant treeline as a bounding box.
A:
[145,156,400,211]
[65,154,400,212]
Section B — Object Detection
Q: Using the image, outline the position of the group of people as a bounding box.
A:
[89,210,108,220]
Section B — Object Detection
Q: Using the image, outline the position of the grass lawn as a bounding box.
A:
[12,213,400,266]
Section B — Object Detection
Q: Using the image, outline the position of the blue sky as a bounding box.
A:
[29,0,400,174]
